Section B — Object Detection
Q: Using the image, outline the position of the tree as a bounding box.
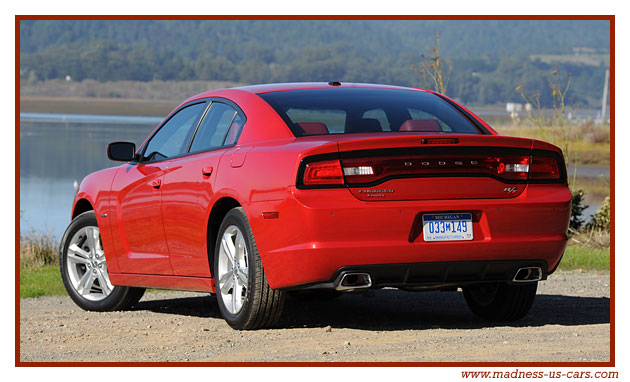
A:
[412,33,451,95]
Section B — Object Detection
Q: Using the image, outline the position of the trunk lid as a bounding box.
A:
[336,134,535,201]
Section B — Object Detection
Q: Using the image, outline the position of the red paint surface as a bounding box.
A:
[70,83,570,292]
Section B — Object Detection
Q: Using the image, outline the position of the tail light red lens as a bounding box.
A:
[299,150,564,188]
[530,156,561,180]
[303,159,344,185]
[340,154,531,184]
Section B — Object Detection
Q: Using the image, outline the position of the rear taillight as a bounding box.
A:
[303,159,344,186]
[299,150,564,188]
[340,154,531,185]
[530,156,561,180]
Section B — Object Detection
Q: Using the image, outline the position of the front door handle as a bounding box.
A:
[151,179,162,189]
[202,166,213,177]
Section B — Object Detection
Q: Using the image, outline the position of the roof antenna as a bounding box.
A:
[328,81,341,86]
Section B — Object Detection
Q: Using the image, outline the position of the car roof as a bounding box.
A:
[188,82,427,100]
[234,82,424,94]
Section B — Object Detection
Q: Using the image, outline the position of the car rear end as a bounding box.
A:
[249,86,571,294]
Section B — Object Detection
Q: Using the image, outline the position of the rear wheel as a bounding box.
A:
[214,207,285,329]
[59,211,145,311]
[463,282,537,321]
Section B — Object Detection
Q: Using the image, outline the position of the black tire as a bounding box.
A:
[463,282,537,322]
[59,211,146,312]
[214,207,285,329]
[288,290,343,301]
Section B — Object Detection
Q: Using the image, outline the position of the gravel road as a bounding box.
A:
[19,270,610,363]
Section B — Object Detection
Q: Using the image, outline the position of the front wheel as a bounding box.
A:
[59,211,145,311]
[214,207,285,329]
[463,282,537,321]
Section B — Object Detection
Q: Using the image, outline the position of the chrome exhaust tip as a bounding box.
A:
[335,272,372,291]
[512,267,543,283]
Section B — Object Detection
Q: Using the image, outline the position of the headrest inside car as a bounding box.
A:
[346,118,383,133]
[399,119,442,132]
[297,122,329,135]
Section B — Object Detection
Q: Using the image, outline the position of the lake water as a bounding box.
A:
[19,112,609,239]
[20,113,162,238]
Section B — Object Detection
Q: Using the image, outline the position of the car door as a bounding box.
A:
[161,100,246,277]
[110,101,207,275]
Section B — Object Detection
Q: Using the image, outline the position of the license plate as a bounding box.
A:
[422,213,473,242]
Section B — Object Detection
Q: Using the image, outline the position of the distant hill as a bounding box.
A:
[19,20,610,107]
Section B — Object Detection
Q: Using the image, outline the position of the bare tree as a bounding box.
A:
[413,33,451,95]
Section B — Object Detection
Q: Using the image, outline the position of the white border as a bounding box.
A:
[4,2,623,382]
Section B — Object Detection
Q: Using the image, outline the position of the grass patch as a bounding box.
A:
[20,230,65,298]
[19,266,173,298]
[558,245,610,271]
[20,265,67,298]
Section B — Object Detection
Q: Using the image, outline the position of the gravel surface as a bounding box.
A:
[19,270,610,363]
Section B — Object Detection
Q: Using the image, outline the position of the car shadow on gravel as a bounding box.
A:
[133,290,609,331]
[133,294,222,318]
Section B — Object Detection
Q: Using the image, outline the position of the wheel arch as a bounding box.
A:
[207,196,242,278]
[72,198,94,219]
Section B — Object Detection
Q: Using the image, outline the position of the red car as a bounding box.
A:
[59,82,571,329]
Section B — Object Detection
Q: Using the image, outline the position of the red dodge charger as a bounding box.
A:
[60,82,571,329]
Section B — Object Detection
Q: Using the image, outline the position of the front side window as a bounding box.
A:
[141,102,206,162]
[189,102,240,153]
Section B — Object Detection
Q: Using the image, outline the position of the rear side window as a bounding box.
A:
[141,102,206,162]
[189,102,239,153]
[258,88,483,136]
[224,113,245,145]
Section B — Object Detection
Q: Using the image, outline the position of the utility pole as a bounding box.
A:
[601,68,609,124]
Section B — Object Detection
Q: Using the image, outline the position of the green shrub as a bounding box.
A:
[570,188,588,230]
[588,196,610,231]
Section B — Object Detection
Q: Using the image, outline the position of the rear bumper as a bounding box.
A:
[283,259,548,291]
[245,183,571,289]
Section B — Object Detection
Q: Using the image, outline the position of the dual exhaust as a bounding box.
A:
[324,267,541,291]
[512,267,542,283]
[334,272,372,291]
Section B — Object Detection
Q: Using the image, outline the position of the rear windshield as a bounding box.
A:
[258,88,484,137]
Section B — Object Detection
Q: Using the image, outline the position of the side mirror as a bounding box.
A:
[107,141,136,162]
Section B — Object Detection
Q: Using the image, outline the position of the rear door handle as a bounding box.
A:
[151,179,162,189]
[202,166,213,177]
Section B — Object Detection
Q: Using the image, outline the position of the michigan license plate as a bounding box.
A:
[422,213,473,242]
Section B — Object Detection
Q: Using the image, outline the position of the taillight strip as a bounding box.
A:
[296,148,566,189]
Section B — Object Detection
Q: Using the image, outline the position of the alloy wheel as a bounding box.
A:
[65,226,114,301]
[217,225,249,314]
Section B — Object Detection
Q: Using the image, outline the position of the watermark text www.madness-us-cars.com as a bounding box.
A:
[461,369,618,380]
